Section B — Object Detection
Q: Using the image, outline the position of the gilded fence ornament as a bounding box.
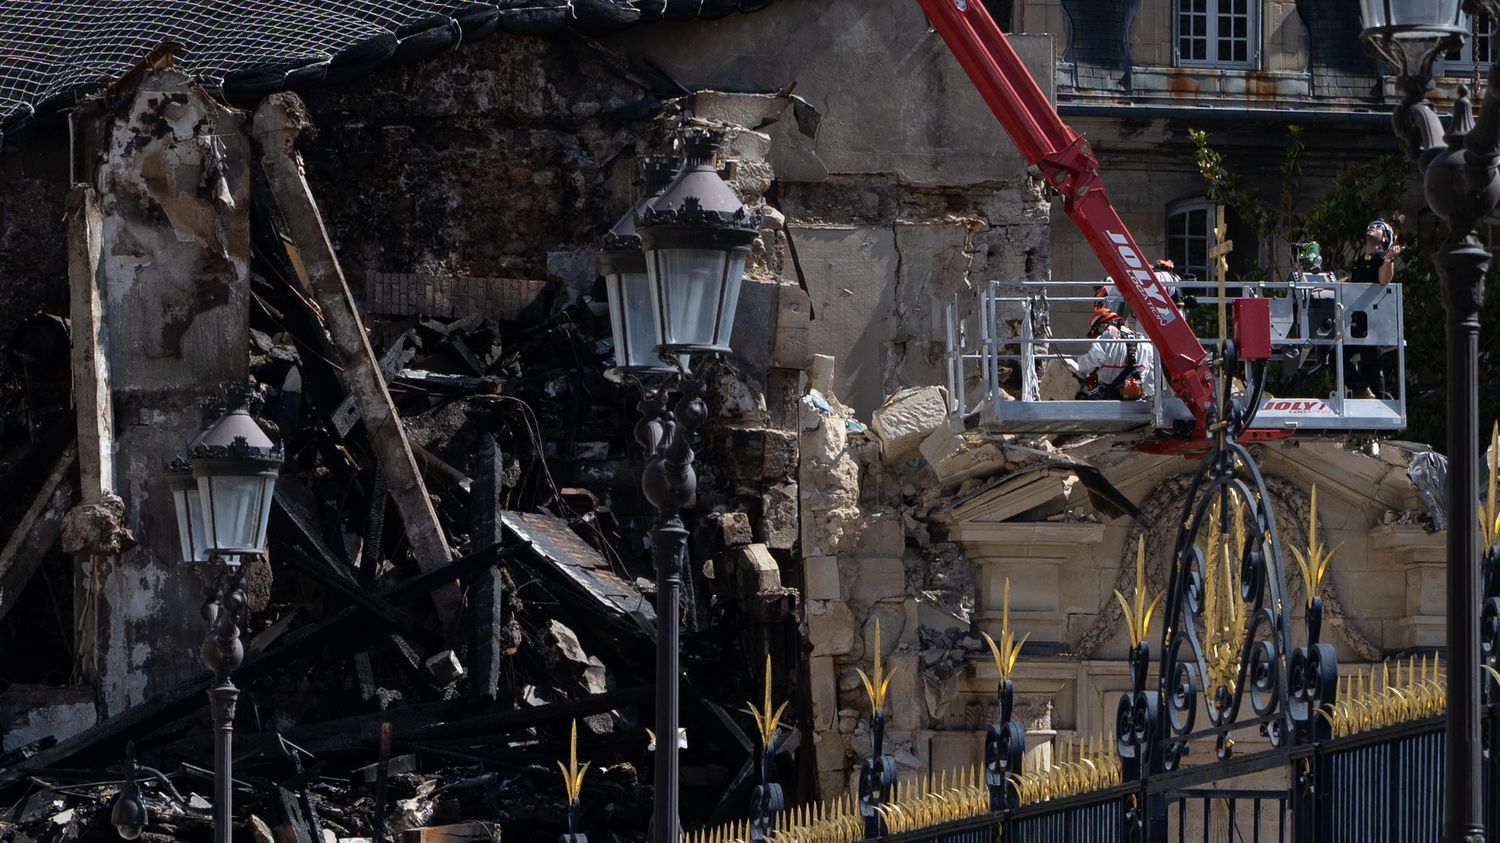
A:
[556,719,589,843]
[855,620,896,838]
[1115,328,1338,796]
[981,579,1028,812]
[745,653,788,841]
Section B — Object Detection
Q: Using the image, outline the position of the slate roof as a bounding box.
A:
[1060,0,1135,86]
[1295,0,1382,100]
[0,0,774,148]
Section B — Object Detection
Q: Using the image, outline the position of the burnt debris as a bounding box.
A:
[0,99,801,843]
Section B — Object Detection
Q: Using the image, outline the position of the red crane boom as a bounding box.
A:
[915,0,1218,431]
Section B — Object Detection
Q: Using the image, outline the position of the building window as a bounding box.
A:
[1166,202,1216,283]
[1175,0,1257,69]
[1437,13,1493,77]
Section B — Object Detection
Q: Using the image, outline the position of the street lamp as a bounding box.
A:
[602,154,680,374]
[603,126,760,843]
[169,390,282,843]
[1360,4,1499,842]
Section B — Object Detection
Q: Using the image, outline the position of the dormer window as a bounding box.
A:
[1175,0,1258,69]
[1437,12,1493,77]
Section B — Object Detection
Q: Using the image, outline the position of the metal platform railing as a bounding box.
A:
[944,276,1407,434]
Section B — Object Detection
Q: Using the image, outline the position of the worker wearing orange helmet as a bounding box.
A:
[1074,306,1154,400]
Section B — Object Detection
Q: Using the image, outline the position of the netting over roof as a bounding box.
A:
[0,0,773,147]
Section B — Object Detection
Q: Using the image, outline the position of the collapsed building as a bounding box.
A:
[0,1,1451,841]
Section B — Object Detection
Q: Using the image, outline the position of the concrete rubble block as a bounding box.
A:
[804,555,842,601]
[807,599,856,656]
[870,386,949,464]
[809,654,839,728]
[0,685,98,752]
[808,354,836,395]
[850,557,907,604]
[732,543,783,595]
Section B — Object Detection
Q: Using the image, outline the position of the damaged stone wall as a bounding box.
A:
[66,70,254,717]
[605,1,1056,420]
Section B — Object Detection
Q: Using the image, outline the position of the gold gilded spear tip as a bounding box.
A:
[1290,484,1339,609]
[982,578,1030,684]
[1113,536,1163,649]
[856,619,893,713]
[556,719,590,805]
[747,652,790,750]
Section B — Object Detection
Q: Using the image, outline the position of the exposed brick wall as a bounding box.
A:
[364,272,551,322]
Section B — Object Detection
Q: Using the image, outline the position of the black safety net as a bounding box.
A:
[0,0,770,146]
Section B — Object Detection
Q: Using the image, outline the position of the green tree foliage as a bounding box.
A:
[1189,126,1500,449]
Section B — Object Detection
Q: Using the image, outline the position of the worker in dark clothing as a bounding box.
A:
[1338,219,1402,398]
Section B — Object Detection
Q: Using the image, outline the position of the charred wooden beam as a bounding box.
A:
[0,445,77,624]
[467,432,505,709]
[253,94,460,633]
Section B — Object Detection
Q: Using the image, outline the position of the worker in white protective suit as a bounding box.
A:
[1075,307,1154,400]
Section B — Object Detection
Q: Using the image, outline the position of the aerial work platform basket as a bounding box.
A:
[945,276,1407,435]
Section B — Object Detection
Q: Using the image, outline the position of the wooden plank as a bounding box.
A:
[0,446,78,624]
[253,95,459,632]
[65,187,113,501]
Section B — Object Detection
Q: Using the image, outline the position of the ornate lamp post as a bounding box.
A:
[1359,3,1497,840]
[602,126,759,843]
[168,391,282,843]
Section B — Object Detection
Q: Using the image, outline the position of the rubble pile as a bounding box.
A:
[0,103,803,843]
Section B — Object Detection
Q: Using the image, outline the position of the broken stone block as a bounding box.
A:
[804,555,841,601]
[855,515,905,557]
[930,443,1008,486]
[885,654,922,731]
[850,557,907,604]
[761,428,798,478]
[814,729,848,773]
[731,544,782,595]
[423,651,465,685]
[716,511,754,546]
[870,386,949,464]
[807,600,855,656]
[1038,359,1080,401]
[760,483,799,550]
[808,354,836,394]
[772,284,813,370]
[541,620,608,695]
[809,654,838,729]
[59,493,136,555]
